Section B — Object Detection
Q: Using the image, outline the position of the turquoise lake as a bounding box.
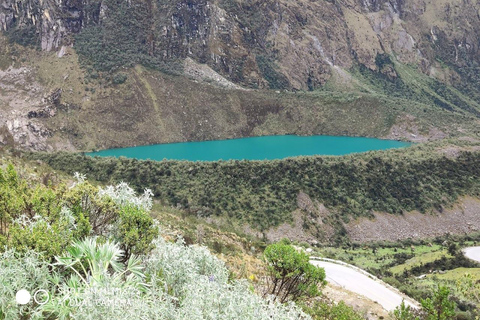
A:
[88,135,411,161]
[87,135,411,161]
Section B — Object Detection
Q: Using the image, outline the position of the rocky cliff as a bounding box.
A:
[0,0,479,150]
[2,0,479,91]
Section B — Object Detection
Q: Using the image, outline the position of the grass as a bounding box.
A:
[28,140,480,241]
[427,268,480,281]
[314,234,480,313]
[390,250,452,275]
[0,36,13,70]
[3,29,479,153]
[2,31,479,155]
[318,244,446,273]
[150,202,267,280]
[134,65,160,112]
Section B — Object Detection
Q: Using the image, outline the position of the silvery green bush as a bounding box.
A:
[98,181,153,211]
[0,236,310,319]
[0,249,53,320]
[145,236,310,320]
[177,277,310,320]
[0,171,310,319]
[144,236,230,298]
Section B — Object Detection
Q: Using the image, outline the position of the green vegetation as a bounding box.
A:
[301,301,365,320]
[348,56,480,118]
[255,55,290,89]
[0,163,158,260]
[320,243,448,275]
[393,301,421,320]
[389,251,452,275]
[432,32,480,107]
[28,146,480,237]
[317,234,480,318]
[73,0,182,75]
[264,243,325,302]
[421,286,456,320]
[0,163,314,319]
[5,24,39,48]
[393,286,456,320]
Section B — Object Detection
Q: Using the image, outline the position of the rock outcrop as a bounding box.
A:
[0,0,479,151]
[1,0,479,91]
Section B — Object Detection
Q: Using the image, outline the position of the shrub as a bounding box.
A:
[421,286,456,320]
[114,204,158,261]
[301,300,365,320]
[0,163,311,319]
[112,73,128,84]
[39,235,310,319]
[63,180,115,238]
[255,55,290,89]
[264,243,325,302]
[0,249,53,320]
[0,166,158,261]
[393,301,421,320]
[28,150,480,239]
[7,218,73,258]
[393,286,457,320]
[144,236,310,319]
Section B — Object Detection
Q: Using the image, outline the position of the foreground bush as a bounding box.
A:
[393,286,456,320]
[0,236,311,320]
[264,243,326,303]
[301,301,365,320]
[0,250,53,319]
[0,167,158,261]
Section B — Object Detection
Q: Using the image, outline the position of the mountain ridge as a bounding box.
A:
[0,0,479,151]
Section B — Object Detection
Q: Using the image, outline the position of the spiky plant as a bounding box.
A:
[40,237,149,319]
[54,237,146,289]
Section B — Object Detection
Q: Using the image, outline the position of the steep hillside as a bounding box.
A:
[2,0,480,91]
[0,0,479,151]
[29,138,480,244]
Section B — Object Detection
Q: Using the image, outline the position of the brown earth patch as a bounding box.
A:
[346,197,480,243]
[323,284,393,320]
[384,113,447,143]
[254,192,335,244]
[437,145,480,158]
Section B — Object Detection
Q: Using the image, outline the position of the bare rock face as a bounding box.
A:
[0,66,56,151]
[0,0,479,91]
[0,0,97,50]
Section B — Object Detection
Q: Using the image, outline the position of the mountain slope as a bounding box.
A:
[0,0,479,151]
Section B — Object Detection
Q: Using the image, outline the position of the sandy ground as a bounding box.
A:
[323,284,394,320]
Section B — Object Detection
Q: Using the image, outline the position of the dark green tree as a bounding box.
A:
[264,243,325,303]
[421,286,456,320]
[393,300,421,320]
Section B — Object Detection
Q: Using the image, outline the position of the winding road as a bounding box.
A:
[311,247,480,312]
[463,247,480,263]
[310,259,417,311]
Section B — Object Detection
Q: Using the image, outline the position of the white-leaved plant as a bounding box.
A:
[12,214,50,231]
[1,172,310,320]
[71,172,86,188]
[0,249,53,320]
[144,236,311,320]
[98,182,153,211]
[1,235,310,320]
